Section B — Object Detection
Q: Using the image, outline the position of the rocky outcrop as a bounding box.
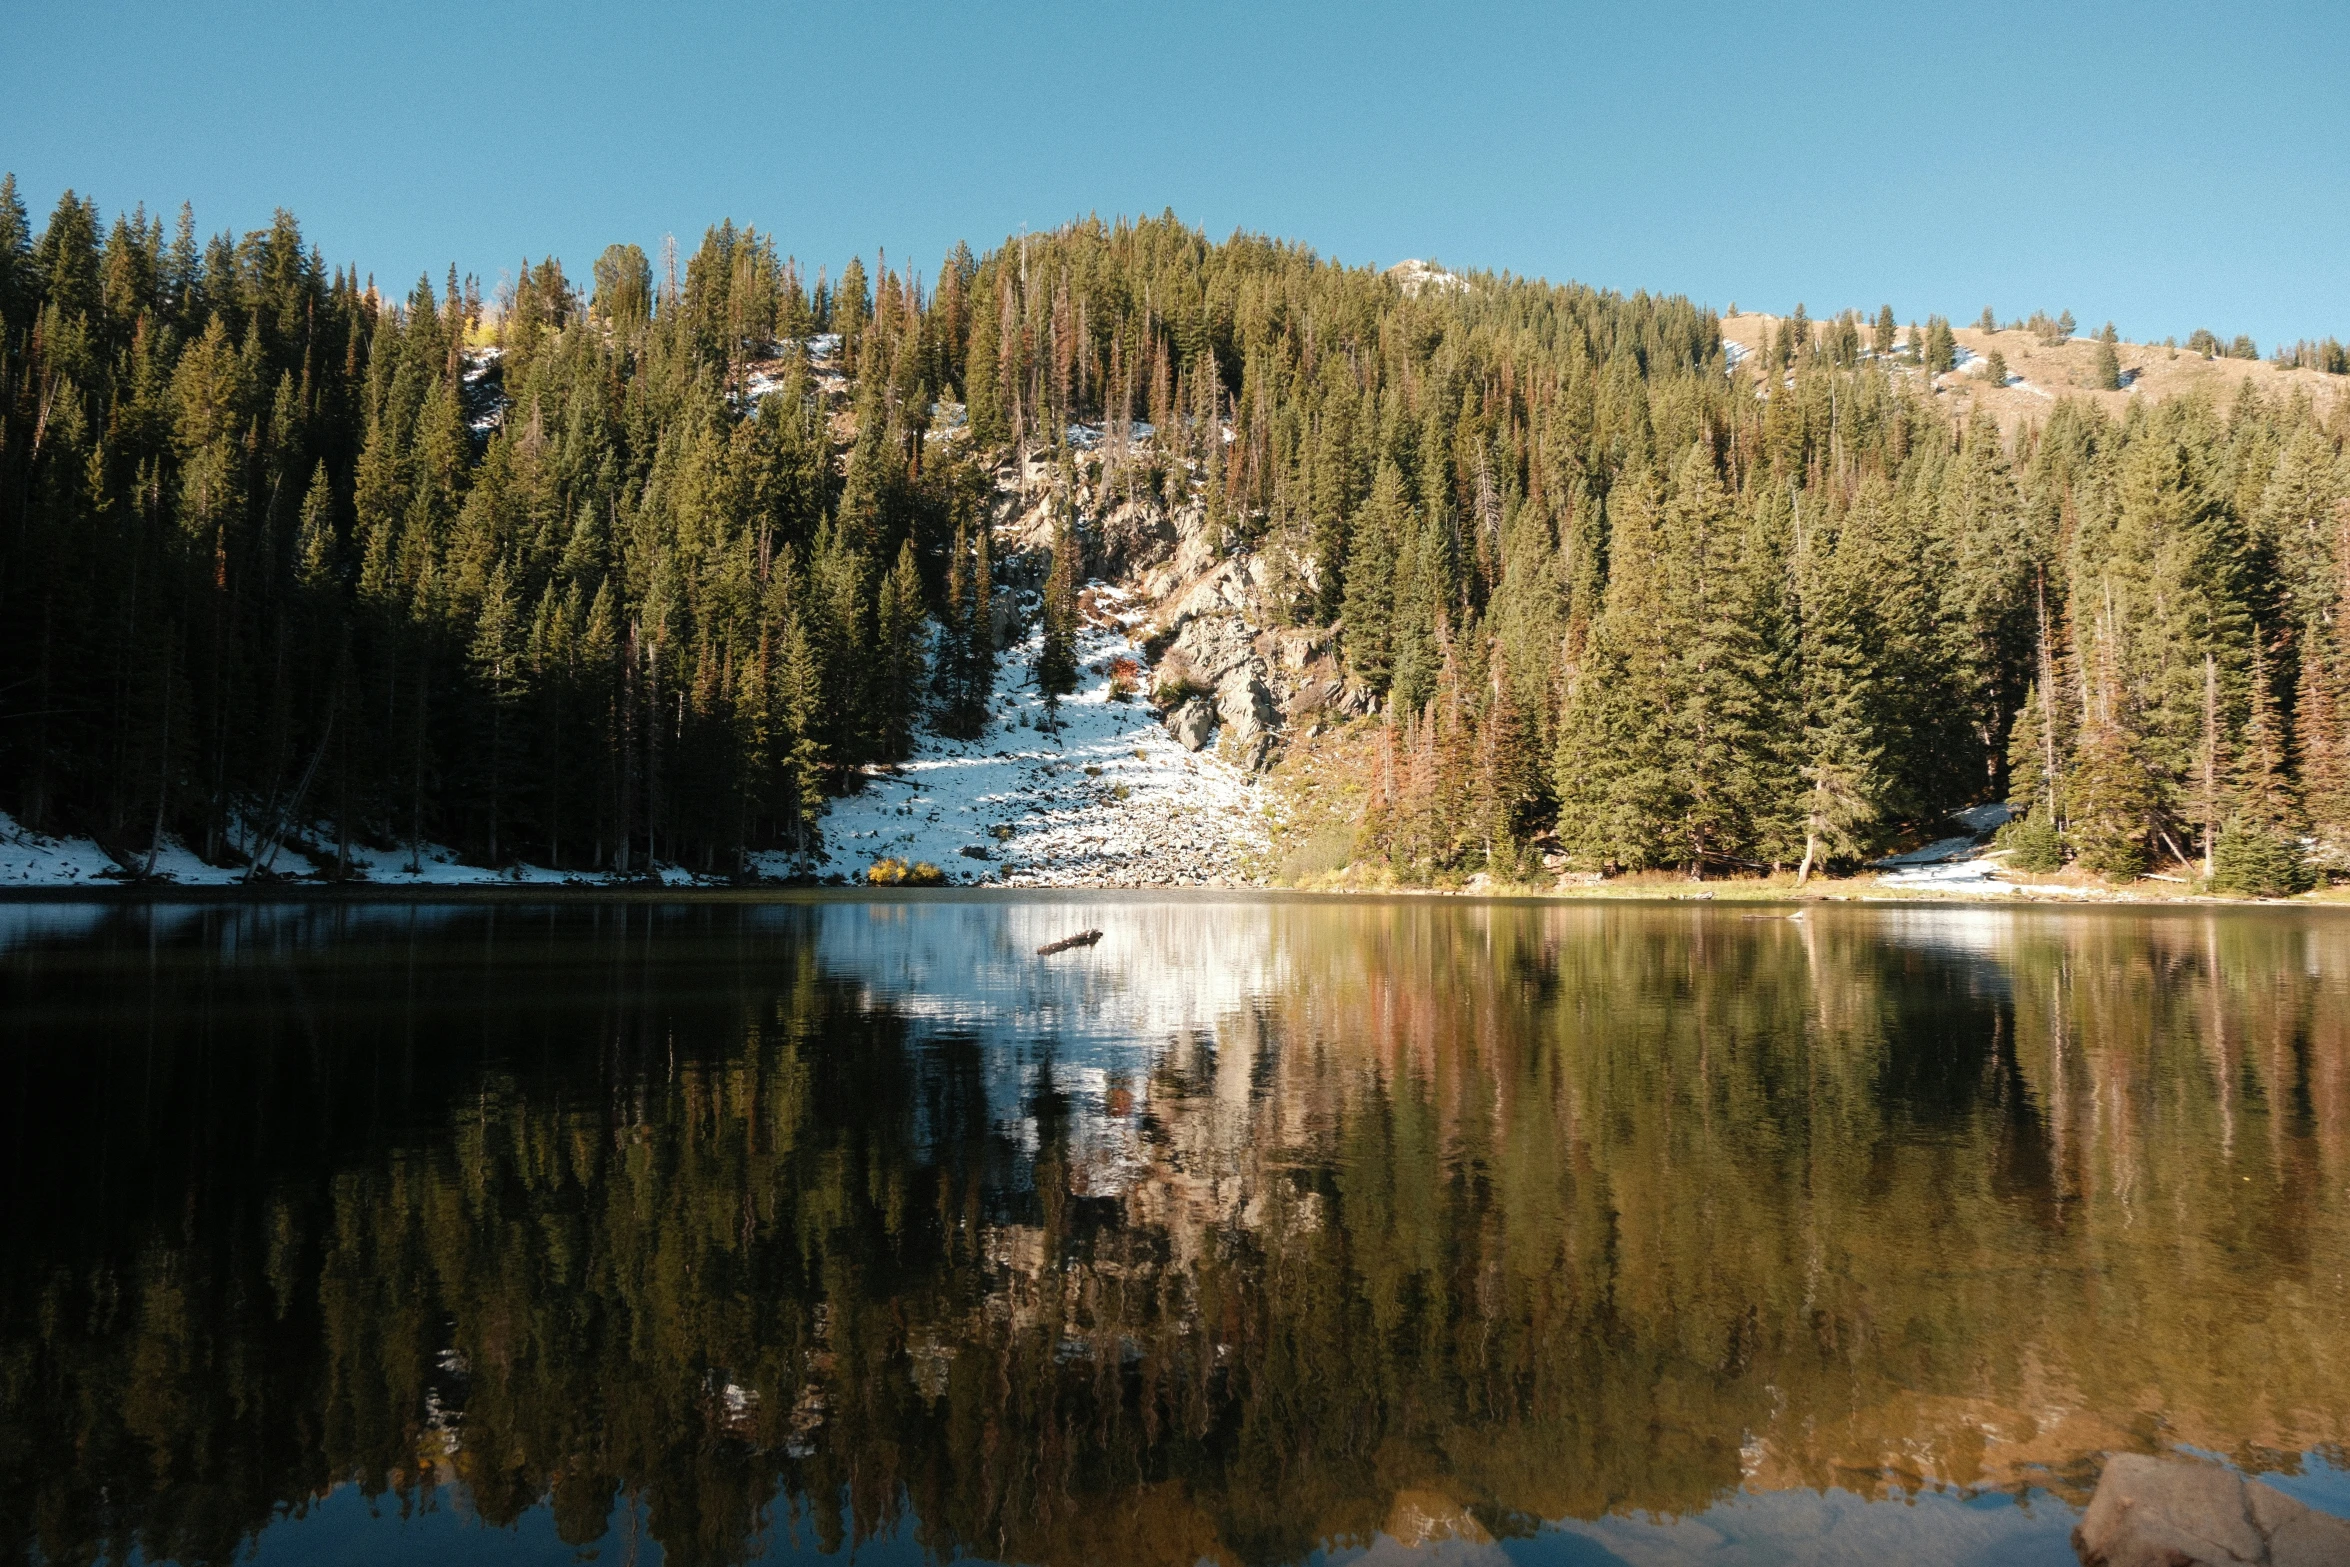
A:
[1166,697,1216,751]
[2073,1453,2350,1567]
[990,442,1374,775]
[1215,669,1276,769]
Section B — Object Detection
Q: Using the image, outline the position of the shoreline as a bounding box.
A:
[0,877,2341,912]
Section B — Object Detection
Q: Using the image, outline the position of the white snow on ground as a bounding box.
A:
[741,368,795,402]
[0,591,1266,891]
[1385,259,1467,295]
[797,584,1269,887]
[0,811,119,885]
[1871,803,2017,892]
[1876,856,2016,893]
[1063,421,1160,451]
[1876,835,1980,866]
[0,811,286,886]
[0,806,603,888]
[1948,802,2013,835]
[301,834,578,886]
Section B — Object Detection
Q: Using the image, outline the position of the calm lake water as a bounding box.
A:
[2,895,2346,1567]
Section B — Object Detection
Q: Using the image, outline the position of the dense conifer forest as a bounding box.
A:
[3,175,2346,887]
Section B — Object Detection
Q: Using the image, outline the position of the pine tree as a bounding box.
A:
[1792,498,1890,883]
[1554,465,1678,871]
[0,172,29,326]
[776,605,828,864]
[469,559,524,864]
[1342,461,1407,692]
[590,243,652,330]
[2068,713,2154,879]
[1663,449,1785,875]
[964,275,1003,446]
[1037,496,1080,710]
[805,518,871,766]
[2213,634,2314,897]
[872,539,927,761]
[2299,625,2350,850]
[2065,623,2157,878]
[1472,644,1540,872]
[2230,632,2296,831]
[1924,317,1957,375]
[2087,334,2122,392]
[1781,303,1810,367]
[967,522,997,723]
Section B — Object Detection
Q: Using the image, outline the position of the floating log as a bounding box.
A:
[1036,929,1103,956]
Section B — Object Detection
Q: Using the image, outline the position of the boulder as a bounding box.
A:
[1216,669,1276,744]
[1216,670,1277,771]
[2073,1452,2350,1567]
[1167,697,1216,751]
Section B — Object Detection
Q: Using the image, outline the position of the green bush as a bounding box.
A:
[1995,811,2065,873]
[1275,823,1359,884]
[2210,819,2313,897]
[2072,822,2147,881]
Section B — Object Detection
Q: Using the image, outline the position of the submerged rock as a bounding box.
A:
[2073,1452,2350,1567]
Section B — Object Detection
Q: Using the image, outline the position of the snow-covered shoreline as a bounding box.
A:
[0,578,1275,894]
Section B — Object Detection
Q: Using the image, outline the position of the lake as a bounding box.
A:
[1,895,2345,1567]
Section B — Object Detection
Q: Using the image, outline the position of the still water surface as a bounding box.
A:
[2,895,2347,1567]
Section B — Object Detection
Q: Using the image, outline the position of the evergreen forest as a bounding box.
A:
[4,175,2348,886]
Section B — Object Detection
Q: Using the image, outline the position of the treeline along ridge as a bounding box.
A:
[2,176,2347,887]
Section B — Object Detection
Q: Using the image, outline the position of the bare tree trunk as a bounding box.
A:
[144,643,174,879]
[2201,653,2220,879]
[409,654,427,874]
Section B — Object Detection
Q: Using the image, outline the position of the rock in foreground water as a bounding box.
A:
[2073,1453,2350,1567]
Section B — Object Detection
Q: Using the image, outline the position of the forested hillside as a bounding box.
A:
[2,175,2346,888]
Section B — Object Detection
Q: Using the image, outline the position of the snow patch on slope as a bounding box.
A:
[797,584,1268,887]
[0,812,119,886]
[1386,259,1466,296]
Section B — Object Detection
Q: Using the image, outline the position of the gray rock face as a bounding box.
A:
[1168,613,1256,687]
[1167,697,1216,752]
[1092,496,1179,581]
[1216,670,1275,742]
[1215,670,1277,771]
[2073,1452,2350,1567]
[990,592,1024,649]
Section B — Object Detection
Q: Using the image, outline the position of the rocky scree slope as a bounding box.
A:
[816,444,1378,887]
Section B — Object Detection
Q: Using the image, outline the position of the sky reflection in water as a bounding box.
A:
[1,895,2345,1567]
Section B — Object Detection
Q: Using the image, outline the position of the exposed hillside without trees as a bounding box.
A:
[4,175,2350,891]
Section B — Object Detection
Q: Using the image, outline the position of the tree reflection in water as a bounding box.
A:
[0,898,2344,1567]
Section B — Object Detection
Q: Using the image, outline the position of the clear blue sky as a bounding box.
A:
[6,0,2346,345]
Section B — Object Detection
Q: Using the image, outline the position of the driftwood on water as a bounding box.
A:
[1036,929,1103,956]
